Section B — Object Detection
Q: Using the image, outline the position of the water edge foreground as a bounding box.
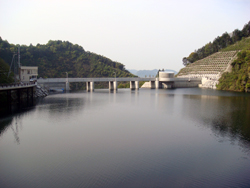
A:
[0,88,250,188]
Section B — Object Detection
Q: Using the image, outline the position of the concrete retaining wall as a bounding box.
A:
[174,80,201,88]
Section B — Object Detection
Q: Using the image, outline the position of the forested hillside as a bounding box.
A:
[0,38,135,79]
[182,21,250,66]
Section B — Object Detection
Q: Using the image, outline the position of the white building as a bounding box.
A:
[20,66,38,83]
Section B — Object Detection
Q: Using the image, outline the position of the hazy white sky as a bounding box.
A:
[1,0,250,71]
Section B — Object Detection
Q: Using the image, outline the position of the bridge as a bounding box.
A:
[38,77,155,91]
[37,72,201,91]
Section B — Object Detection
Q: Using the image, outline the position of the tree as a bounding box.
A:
[232,29,242,43]
[0,58,14,84]
[241,21,250,38]
[187,52,199,63]
[220,32,232,48]
[204,42,214,57]
[182,57,191,66]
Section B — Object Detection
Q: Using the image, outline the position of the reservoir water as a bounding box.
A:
[0,88,250,188]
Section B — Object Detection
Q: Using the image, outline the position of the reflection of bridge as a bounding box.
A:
[37,73,201,91]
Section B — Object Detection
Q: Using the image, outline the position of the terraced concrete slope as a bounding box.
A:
[177,51,238,89]
[177,51,238,77]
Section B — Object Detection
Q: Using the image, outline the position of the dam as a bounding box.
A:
[37,73,201,91]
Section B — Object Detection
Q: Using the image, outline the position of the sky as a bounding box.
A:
[0,0,250,72]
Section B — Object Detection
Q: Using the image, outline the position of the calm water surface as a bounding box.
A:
[0,88,250,188]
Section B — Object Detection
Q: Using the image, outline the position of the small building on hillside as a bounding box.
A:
[20,66,38,83]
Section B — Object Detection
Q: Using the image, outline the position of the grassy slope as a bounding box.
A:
[217,37,250,92]
[217,49,250,92]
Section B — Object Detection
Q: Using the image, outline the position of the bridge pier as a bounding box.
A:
[150,81,156,89]
[155,79,160,89]
[66,82,70,91]
[130,81,139,89]
[109,81,117,90]
[149,79,160,89]
[86,81,94,92]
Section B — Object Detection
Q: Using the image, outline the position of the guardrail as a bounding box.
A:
[37,77,157,83]
[0,83,36,90]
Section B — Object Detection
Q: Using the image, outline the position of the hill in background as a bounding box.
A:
[177,21,250,92]
[0,38,135,79]
[0,37,135,89]
[177,36,250,92]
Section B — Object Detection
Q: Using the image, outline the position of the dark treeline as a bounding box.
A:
[0,57,14,84]
[0,38,135,79]
[183,21,250,66]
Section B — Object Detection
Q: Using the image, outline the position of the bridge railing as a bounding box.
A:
[37,77,202,83]
[0,83,36,90]
[37,77,157,83]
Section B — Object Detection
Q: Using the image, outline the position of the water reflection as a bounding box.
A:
[157,93,175,114]
[0,118,13,136]
[180,94,250,154]
[36,93,85,118]
[0,107,35,144]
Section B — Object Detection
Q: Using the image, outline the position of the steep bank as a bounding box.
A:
[176,51,238,89]
[177,35,250,92]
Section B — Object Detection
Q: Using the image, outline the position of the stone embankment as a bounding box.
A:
[35,85,48,97]
[177,51,238,89]
[199,76,220,89]
[141,82,151,88]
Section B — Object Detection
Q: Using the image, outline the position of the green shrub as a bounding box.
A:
[246,83,250,88]
[217,50,250,92]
